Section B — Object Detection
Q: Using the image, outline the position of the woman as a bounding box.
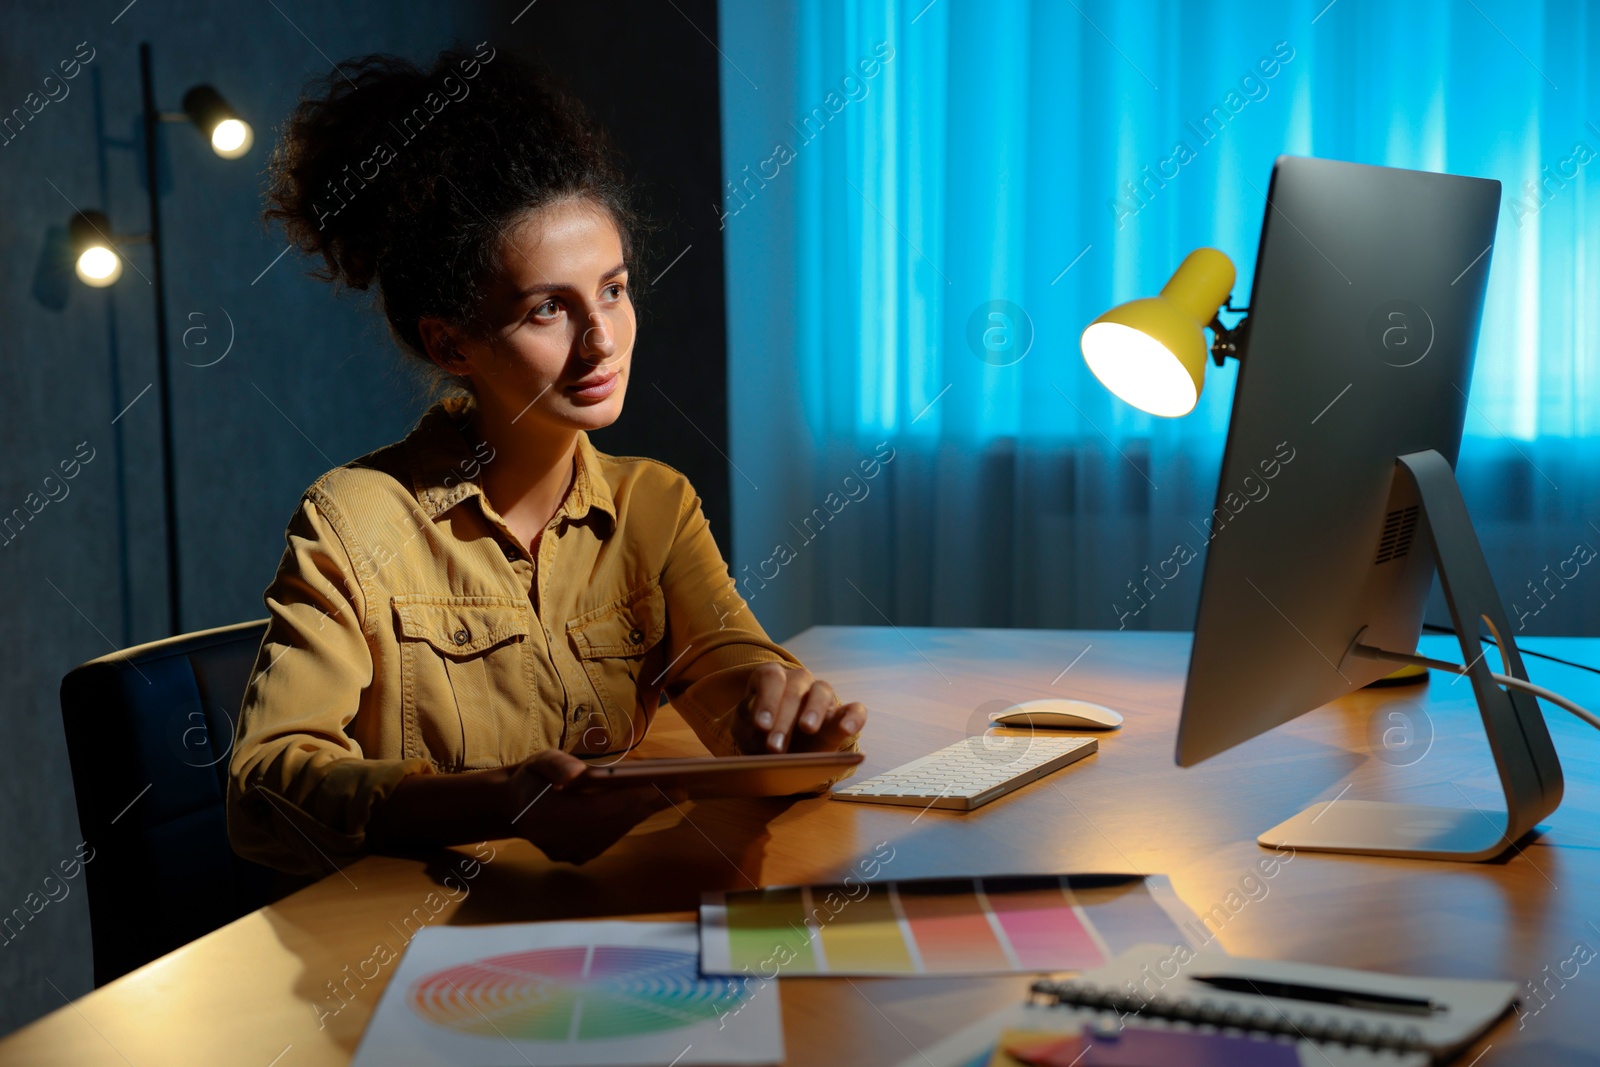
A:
[227,44,866,877]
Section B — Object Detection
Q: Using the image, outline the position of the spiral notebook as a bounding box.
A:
[905,942,1518,1067]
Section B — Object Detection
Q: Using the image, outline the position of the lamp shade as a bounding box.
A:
[182,85,253,159]
[1080,247,1236,417]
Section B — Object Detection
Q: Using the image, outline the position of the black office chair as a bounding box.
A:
[60,618,303,986]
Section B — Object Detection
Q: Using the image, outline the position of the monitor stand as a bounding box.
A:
[1256,449,1564,862]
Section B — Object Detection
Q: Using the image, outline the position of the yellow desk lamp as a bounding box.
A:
[1079,247,1427,687]
[1079,247,1246,417]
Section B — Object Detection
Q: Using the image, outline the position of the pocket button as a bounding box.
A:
[453,628,470,646]
[629,627,645,645]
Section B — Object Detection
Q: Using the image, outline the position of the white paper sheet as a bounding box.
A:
[350,920,783,1067]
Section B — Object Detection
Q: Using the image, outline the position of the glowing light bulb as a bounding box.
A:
[75,245,122,287]
[210,118,253,159]
[1081,321,1200,417]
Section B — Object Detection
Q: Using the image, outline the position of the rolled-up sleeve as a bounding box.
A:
[227,492,431,876]
[658,492,861,772]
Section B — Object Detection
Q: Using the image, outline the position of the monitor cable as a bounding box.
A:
[1352,642,1600,732]
[1422,621,1600,677]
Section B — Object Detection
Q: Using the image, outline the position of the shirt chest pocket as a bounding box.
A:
[565,579,669,755]
[393,594,533,771]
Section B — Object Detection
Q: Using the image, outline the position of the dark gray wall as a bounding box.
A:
[0,0,728,1036]
[499,0,732,545]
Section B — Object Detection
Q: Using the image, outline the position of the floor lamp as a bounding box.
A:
[68,42,253,636]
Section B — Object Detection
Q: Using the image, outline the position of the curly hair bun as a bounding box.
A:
[264,42,640,361]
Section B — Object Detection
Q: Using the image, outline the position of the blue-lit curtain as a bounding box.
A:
[718,0,1600,643]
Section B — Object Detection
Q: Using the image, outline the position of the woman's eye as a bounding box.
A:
[531,300,560,320]
[605,283,626,300]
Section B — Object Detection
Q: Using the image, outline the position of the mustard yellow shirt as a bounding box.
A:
[227,393,816,875]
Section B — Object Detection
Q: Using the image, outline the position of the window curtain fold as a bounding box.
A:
[718,0,1600,643]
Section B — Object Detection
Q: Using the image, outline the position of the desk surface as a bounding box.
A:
[6,628,1599,1064]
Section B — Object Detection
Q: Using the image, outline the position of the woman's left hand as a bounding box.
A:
[732,662,867,754]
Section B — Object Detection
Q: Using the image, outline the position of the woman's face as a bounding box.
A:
[441,197,635,436]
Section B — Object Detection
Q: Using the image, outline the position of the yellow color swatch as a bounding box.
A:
[815,888,916,973]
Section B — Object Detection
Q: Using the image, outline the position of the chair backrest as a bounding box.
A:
[60,618,294,985]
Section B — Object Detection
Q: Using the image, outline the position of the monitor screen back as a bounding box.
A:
[1176,155,1500,767]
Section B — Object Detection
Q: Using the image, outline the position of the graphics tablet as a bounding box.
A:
[577,751,863,798]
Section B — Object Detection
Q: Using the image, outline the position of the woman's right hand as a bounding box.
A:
[502,749,675,865]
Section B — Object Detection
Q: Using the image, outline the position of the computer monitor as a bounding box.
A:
[1177,156,1563,861]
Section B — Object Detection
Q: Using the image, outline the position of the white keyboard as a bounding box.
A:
[830,734,1098,811]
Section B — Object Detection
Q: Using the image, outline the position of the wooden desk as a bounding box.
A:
[5,628,1598,1064]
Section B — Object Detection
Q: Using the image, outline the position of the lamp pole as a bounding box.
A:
[138,41,183,635]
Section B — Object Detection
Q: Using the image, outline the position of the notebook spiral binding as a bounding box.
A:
[1027,978,1432,1055]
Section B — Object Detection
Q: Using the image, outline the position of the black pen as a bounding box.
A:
[1190,974,1444,1016]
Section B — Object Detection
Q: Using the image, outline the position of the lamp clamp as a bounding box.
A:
[1207,299,1251,366]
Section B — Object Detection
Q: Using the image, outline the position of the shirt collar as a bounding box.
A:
[405,393,616,532]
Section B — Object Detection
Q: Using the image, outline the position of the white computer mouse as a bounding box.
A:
[990,698,1124,730]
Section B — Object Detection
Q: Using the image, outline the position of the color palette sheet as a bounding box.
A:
[350,921,782,1067]
[700,874,1202,978]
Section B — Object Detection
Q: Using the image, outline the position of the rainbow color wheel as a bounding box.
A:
[408,945,745,1040]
